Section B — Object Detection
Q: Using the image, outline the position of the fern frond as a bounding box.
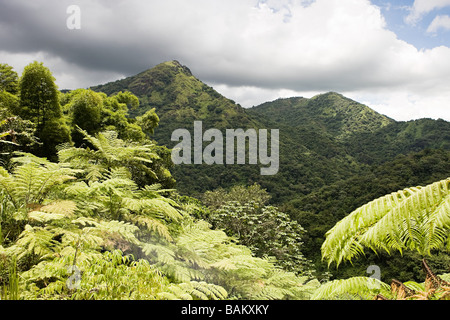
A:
[7,225,59,260]
[28,200,78,223]
[87,220,140,245]
[160,281,228,300]
[140,198,183,221]
[0,153,78,207]
[40,200,77,216]
[142,243,176,265]
[28,211,66,223]
[125,214,172,242]
[322,178,450,266]
[58,128,160,183]
[159,284,193,300]
[71,216,101,227]
[311,277,391,300]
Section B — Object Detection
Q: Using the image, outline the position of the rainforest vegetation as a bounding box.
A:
[1,61,450,300]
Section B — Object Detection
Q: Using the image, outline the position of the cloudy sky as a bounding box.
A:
[1,0,450,121]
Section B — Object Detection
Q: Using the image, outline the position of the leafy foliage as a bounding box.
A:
[321,177,450,267]
[208,201,312,275]
[0,63,19,95]
[60,89,154,145]
[0,133,317,300]
[202,185,314,276]
[18,61,71,159]
[2,59,450,302]
[0,106,38,160]
[312,259,450,300]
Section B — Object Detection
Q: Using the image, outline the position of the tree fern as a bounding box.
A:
[21,250,169,300]
[172,219,319,300]
[63,172,181,240]
[311,277,391,300]
[0,153,77,209]
[58,128,159,184]
[28,200,77,223]
[314,259,450,300]
[6,224,59,260]
[0,129,319,300]
[322,178,450,267]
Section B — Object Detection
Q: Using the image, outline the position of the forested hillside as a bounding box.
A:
[250,94,450,282]
[1,60,450,301]
[93,60,450,283]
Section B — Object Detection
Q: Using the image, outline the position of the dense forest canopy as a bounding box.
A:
[1,61,450,300]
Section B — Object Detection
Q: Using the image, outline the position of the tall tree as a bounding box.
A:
[18,61,70,158]
[0,65,37,159]
[61,90,155,144]
[0,63,19,95]
[61,89,103,145]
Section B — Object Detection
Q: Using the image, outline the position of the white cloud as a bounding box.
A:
[355,90,450,121]
[405,0,450,25]
[1,0,450,121]
[212,83,320,108]
[427,14,450,33]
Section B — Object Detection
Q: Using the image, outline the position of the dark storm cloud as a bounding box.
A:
[0,0,403,89]
[1,0,450,120]
[0,1,151,74]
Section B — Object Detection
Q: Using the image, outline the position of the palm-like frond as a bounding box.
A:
[322,178,450,267]
[311,277,391,300]
[58,128,159,183]
[0,153,77,208]
[28,200,77,223]
[5,224,59,260]
[125,214,172,242]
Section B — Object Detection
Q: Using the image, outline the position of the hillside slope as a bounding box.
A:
[92,62,367,200]
[92,61,450,204]
[90,61,450,280]
[250,94,450,166]
[249,93,394,139]
[92,60,259,144]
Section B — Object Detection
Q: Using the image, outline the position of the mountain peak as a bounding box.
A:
[91,60,196,98]
[251,91,394,139]
[91,60,258,144]
[156,60,193,77]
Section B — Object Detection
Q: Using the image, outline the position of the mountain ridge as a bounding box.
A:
[90,60,450,202]
[249,92,395,140]
[92,60,260,145]
[90,60,450,281]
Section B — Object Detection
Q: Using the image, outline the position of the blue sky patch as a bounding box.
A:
[371,0,450,49]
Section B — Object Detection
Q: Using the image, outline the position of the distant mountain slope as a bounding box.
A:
[91,62,362,199]
[250,93,450,165]
[92,60,259,145]
[344,118,450,165]
[249,93,394,139]
[91,61,450,204]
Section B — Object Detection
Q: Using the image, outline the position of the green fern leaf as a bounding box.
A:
[322,178,450,266]
[311,277,391,300]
